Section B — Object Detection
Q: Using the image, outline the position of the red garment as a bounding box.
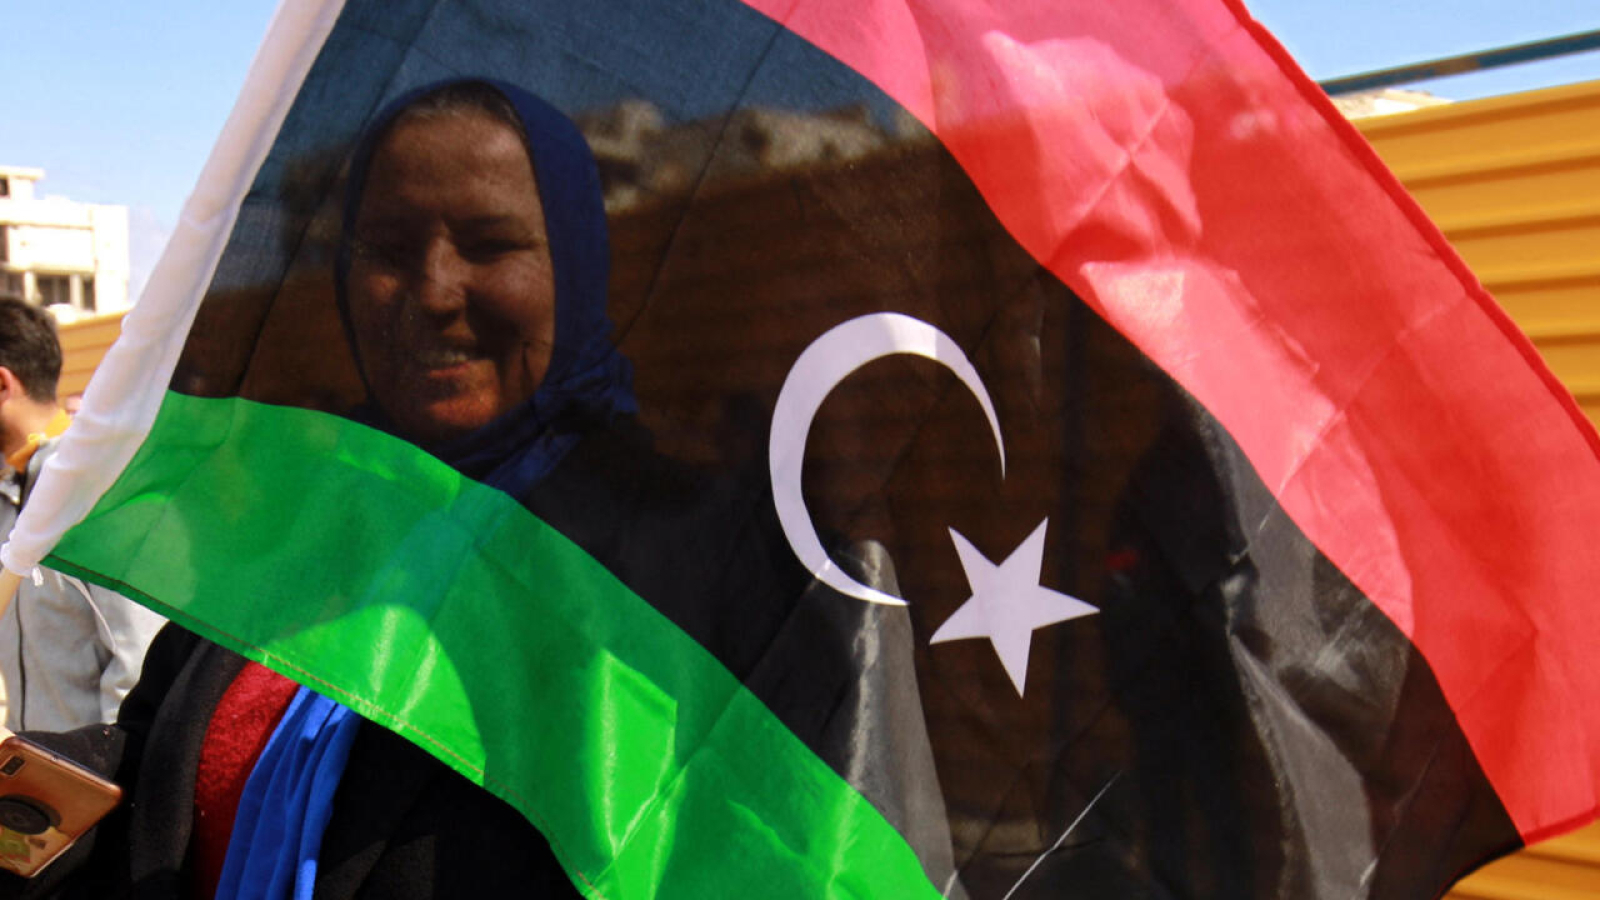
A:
[188,661,300,900]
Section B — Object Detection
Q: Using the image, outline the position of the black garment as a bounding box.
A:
[2,625,580,900]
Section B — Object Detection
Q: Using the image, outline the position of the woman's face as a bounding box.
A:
[347,109,556,446]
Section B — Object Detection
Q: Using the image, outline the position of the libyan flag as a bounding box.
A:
[9,0,1600,896]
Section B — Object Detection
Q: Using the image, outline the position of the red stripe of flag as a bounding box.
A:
[740,0,1600,841]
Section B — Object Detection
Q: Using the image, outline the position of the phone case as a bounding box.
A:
[0,736,123,878]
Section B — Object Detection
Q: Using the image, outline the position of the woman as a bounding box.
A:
[337,79,635,490]
[5,80,627,900]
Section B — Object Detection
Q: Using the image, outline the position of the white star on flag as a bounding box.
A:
[930,517,1098,697]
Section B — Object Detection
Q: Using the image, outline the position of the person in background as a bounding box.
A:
[0,298,166,731]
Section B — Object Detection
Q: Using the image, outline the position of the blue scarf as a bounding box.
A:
[215,80,632,899]
[213,690,359,900]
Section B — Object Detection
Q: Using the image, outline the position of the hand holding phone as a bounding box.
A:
[0,735,122,878]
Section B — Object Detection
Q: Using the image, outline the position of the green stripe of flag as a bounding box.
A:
[48,391,939,899]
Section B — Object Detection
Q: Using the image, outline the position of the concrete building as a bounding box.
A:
[1329,86,1451,119]
[0,166,131,320]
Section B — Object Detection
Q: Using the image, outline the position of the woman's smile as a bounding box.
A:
[347,109,557,446]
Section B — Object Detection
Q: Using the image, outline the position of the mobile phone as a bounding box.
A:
[0,736,122,878]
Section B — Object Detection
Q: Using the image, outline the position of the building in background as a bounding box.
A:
[0,166,130,321]
[1328,86,1451,118]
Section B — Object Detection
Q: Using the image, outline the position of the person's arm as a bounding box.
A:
[74,580,167,726]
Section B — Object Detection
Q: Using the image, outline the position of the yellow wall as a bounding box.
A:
[57,312,123,397]
[1356,80,1600,898]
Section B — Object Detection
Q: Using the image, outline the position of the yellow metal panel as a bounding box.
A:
[1400,149,1600,223]
[1440,212,1600,282]
[1357,82,1600,172]
[1491,275,1600,335]
[56,312,124,396]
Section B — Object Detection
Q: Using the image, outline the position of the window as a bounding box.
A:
[0,177,9,198]
[0,273,20,300]
[0,225,7,263]
[82,276,95,312]
[35,274,70,307]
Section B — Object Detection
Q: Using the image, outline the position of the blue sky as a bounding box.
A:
[1248,0,1600,96]
[2,1,1596,297]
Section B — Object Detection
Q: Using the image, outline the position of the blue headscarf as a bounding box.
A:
[219,81,631,900]
[335,78,636,498]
